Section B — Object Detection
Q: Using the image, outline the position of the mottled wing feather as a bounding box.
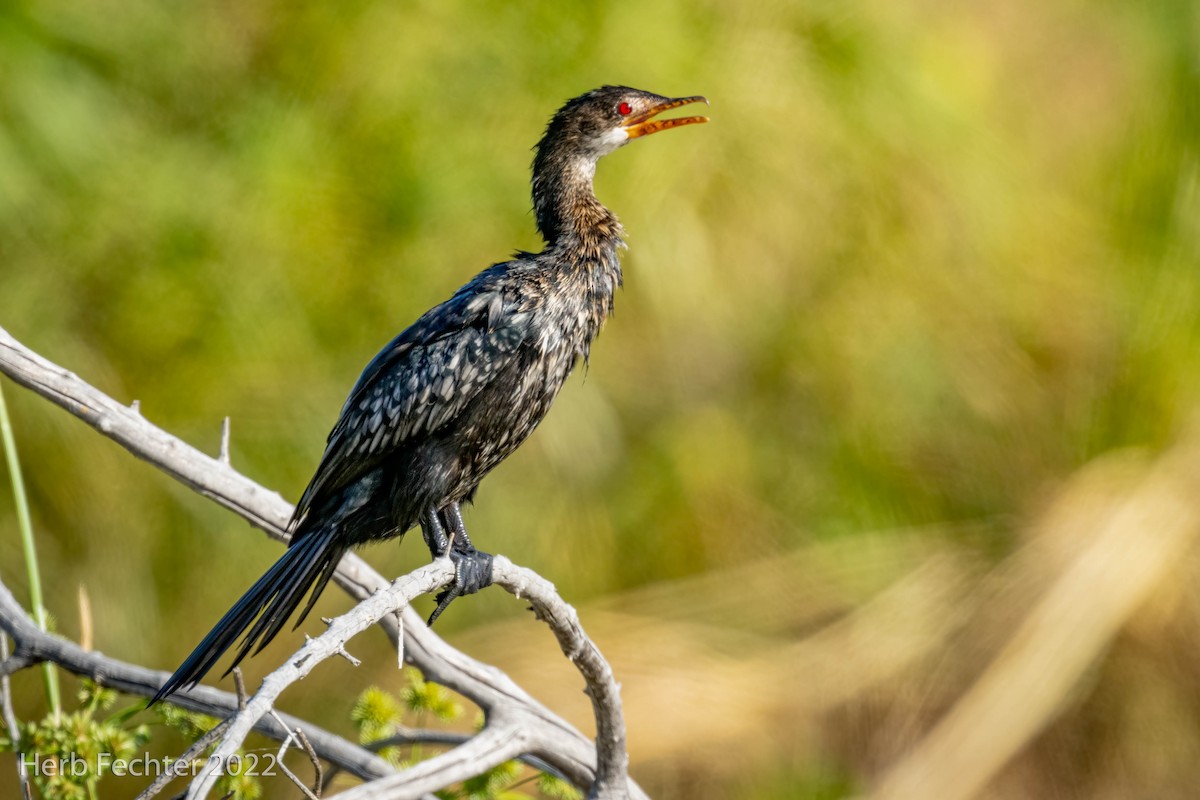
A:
[293,273,525,524]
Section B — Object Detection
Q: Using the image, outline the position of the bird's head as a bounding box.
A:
[532,86,707,243]
[538,86,709,164]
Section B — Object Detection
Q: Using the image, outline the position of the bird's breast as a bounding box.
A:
[436,247,621,497]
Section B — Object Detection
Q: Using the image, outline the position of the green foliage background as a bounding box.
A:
[1,0,1198,797]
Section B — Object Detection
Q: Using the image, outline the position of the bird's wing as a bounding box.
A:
[293,273,529,525]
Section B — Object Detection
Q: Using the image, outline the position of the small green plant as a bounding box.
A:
[0,683,264,800]
[401,666,464,723]
[353,666,462,766]
[153,703,262,800]
[0,681,149,800]
[453,759,521,800]
[535,773,581,799]
[352,670,579,799]
[352,683,409,765]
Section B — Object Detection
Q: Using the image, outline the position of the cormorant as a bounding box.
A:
[153,86,708,702]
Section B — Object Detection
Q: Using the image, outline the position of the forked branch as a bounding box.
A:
[0,325,641,799]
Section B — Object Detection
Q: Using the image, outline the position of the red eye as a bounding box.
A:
[618,102,633,116]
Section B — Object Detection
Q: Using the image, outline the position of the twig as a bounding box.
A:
[306,632,361,667]
[0,634,32,800]
[276,757,320,800]
[294,726,324,798]
[395,610,404,669]
[218,417,231,465]
[134,718,232,800]
[270,710,294,764]
[269,711,320,800]
[232,668,246,711]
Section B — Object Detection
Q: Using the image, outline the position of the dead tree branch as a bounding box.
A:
[184,556,631,799]
[0,567,394,782]
[0,325,642,799]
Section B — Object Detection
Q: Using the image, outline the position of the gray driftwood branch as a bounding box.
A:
[0,325,642,799]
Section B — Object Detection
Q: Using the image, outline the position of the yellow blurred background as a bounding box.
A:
[2,0,1199,797]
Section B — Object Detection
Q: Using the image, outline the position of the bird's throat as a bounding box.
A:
[532,150,623,247]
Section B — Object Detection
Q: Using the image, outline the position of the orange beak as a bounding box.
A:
[622,96,710,139]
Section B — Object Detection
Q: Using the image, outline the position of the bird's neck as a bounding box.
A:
[530,153,625,350]
[532,155,625,256]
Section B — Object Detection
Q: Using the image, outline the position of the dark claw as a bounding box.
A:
[427,546,494,625]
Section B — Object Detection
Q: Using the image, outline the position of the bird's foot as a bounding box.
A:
[427,545,494,625]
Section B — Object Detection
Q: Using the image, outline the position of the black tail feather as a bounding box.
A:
[151,528,346,704]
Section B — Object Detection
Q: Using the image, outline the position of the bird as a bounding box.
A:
[152,85,708,703]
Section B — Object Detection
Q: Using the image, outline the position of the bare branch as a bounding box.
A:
[185,563,453,798]
[294,726,324,798]
[305,631,362,668]
[0,325,645,798]
[218,417,231,466]
[277,757,321,800]
[232,669,246,711]
[0,572,394,783]
[491,558,629,799]
[394,610,404,669]
[366,731,568,784]
[189,557,631,800]
[268,711,321,800]
[0,326,292,537]
[342,725,529,800]
[0,634,32,800]
[134,718,233,800]
[0,651,35,678]
[0,326,648,800]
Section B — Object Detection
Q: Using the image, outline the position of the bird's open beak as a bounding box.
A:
[622,96,710,139]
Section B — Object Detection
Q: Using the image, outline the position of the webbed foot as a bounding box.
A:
[423,501,494,625]
[427,544,494,625]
